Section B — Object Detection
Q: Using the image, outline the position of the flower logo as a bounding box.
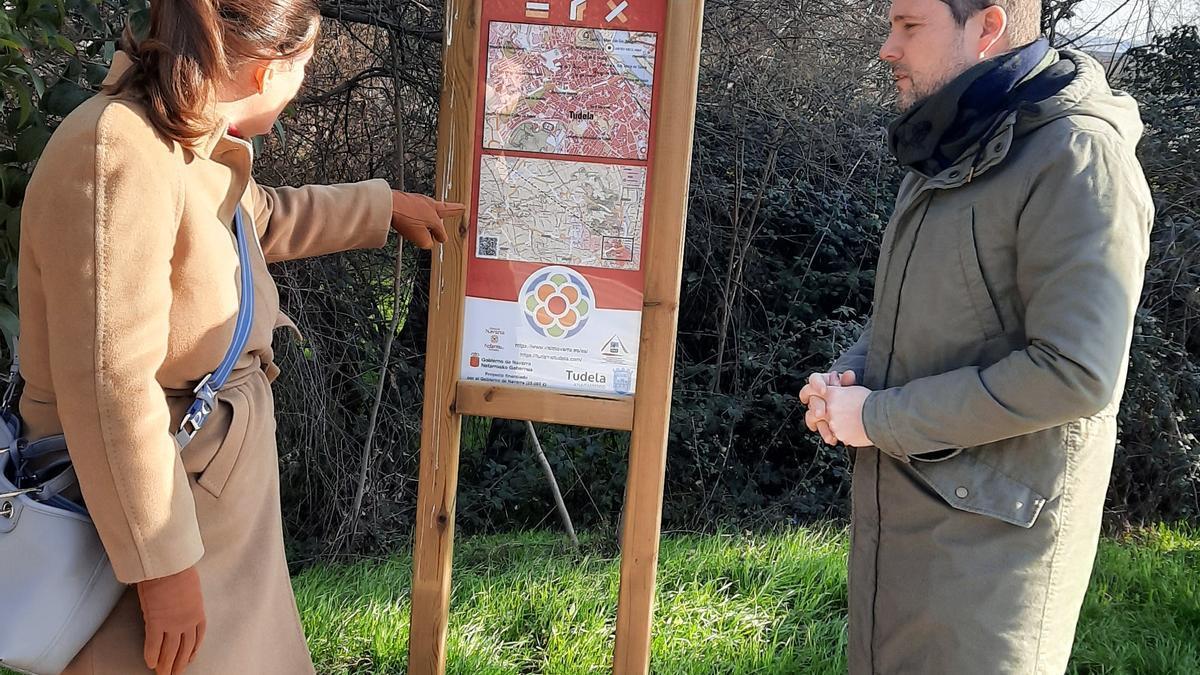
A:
[521,266,593,339]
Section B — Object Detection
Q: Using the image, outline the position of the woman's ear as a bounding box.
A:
[254,64,274,95]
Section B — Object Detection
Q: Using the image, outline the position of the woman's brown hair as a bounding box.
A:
[106,0,321,146]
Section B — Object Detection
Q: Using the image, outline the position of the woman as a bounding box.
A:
[17,0,462,672]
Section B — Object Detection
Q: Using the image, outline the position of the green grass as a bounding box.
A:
[1070,524,1200,673]
[296,528,849,675]
[292,525,1199,674]
[3,526,1194,674]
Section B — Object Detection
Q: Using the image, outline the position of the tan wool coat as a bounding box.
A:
[17,53,393,673]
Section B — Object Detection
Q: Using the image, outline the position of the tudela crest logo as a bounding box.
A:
[521,266,594,339]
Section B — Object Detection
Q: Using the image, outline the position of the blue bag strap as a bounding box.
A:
[175,206,255,449]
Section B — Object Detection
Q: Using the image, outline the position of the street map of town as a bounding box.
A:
[476,154,646,270]
[483,22,656,160]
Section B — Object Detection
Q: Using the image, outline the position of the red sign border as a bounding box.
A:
[463,0,670,312]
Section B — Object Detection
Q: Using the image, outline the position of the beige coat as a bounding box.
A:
[17,53,393,673]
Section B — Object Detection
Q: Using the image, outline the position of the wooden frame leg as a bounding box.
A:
[406,406,464,674]
[407,0,478,669]
[611,3,706,671]
[612,430,670,673]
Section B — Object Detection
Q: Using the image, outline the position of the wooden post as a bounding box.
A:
[410,2,705,673]
[612,3,705,673]
[407,1,480,673]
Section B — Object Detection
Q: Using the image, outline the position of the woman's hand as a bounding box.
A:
[391,191,466,249]
[137,566,206,675]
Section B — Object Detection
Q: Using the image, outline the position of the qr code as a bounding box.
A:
[477,235,499,258]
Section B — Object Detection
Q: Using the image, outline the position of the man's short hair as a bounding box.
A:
[941,0,1042,47]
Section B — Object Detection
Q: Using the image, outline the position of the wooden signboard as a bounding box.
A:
[409,1,704,672]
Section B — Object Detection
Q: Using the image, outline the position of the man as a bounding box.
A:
[799,0,1154,672]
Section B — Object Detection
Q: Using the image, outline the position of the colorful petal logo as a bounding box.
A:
[521,266,594,339]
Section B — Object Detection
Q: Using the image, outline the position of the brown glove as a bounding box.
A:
[390,191,465,249]
[137,566,206,675]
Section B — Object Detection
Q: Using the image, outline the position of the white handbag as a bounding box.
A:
[0,424,124,675]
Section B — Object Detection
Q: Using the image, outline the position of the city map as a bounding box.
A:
[483,22,657,160]
[475,154,646,270]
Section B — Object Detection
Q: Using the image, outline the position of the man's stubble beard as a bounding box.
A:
[896,34,972,112]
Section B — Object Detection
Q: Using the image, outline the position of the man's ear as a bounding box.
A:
[978,5,1009,58]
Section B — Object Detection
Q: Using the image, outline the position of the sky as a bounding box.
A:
[1060,0,1200,50]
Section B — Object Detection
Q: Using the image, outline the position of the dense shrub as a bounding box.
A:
[1108,26,1200,524]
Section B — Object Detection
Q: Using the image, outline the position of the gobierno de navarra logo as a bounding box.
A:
[521,266,594,339]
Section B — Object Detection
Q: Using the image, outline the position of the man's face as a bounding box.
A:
[881,0,982,110]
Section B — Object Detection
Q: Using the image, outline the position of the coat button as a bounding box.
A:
[955,487,969,499]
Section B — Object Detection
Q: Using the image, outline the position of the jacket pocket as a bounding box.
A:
[910,447,964,463]
[184,387,251,499]
[907,449,1047,528]
[957,205,1006,341]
